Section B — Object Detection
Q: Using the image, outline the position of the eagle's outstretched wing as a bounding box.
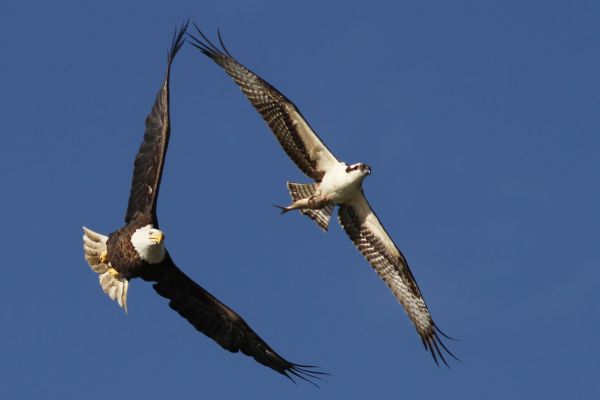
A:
[140,253,324,384]
[338,193,457,366]
[188,25,338,182]
[125,22,188,225]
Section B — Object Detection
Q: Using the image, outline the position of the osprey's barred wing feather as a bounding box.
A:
[124,22,188,224]
[338,193,457,367]
[188,25,338,182]
[141,253,325,384]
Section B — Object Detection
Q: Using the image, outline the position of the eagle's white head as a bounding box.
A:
[131,224,166,264]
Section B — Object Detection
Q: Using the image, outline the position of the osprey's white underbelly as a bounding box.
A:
[319,162,365,204]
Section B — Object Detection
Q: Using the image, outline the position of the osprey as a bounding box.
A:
[189,25,457,366]
[82,24,322,383]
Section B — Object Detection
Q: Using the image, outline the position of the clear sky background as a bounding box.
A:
[1,0,598,398]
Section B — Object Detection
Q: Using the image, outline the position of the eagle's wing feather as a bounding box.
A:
[124,23,188,225]
[141,253,324,384]
[338,193,457,366]
[188,26,338,181]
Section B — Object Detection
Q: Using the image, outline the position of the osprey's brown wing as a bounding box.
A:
[140,252,324,384]
[124,23,188,225]
[338,193,457,366]
[188,25,338,182]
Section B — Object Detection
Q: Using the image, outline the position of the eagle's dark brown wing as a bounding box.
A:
[188,25,338,182]
[140,252,324,384]
[338,193,457,367]
[124,22,188,225]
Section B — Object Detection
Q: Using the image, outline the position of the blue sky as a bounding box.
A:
[1,0,598,398]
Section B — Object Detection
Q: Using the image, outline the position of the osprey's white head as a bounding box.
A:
[345,162,371,177]
[131,224,166,264]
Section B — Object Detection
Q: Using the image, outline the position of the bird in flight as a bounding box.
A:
[189,24,458,366]
[81,23,323,383]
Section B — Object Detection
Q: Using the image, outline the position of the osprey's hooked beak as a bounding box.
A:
[150,230,165,245]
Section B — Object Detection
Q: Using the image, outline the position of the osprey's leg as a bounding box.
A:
[307,195,330,209]
[276,195,331,214]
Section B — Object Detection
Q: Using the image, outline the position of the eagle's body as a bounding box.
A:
[190,26,457,366]
[81,24,322,384]
[105,220,155,279]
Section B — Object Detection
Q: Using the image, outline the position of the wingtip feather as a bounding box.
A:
[423,328,460,369]
[285,364,329,388]
[168,20,189,62]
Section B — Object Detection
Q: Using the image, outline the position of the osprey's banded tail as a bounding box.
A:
[82,227,129,312]
[285,182,334,231]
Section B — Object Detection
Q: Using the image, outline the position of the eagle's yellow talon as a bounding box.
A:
[107,267,119,277]
[99,250,109,264]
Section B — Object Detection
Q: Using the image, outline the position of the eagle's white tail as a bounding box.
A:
[82,226,129,312]
[286,182,334,231]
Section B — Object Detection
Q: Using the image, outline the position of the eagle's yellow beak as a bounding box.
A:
[149,230,165,245]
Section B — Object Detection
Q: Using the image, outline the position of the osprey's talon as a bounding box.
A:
[99,249,109,264]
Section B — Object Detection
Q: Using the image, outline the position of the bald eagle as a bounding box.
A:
[188,25,458,367]
[82,23,322,384]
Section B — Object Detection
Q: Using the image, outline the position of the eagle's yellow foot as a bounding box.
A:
[99,250,109,264]
[106,267,119,277]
